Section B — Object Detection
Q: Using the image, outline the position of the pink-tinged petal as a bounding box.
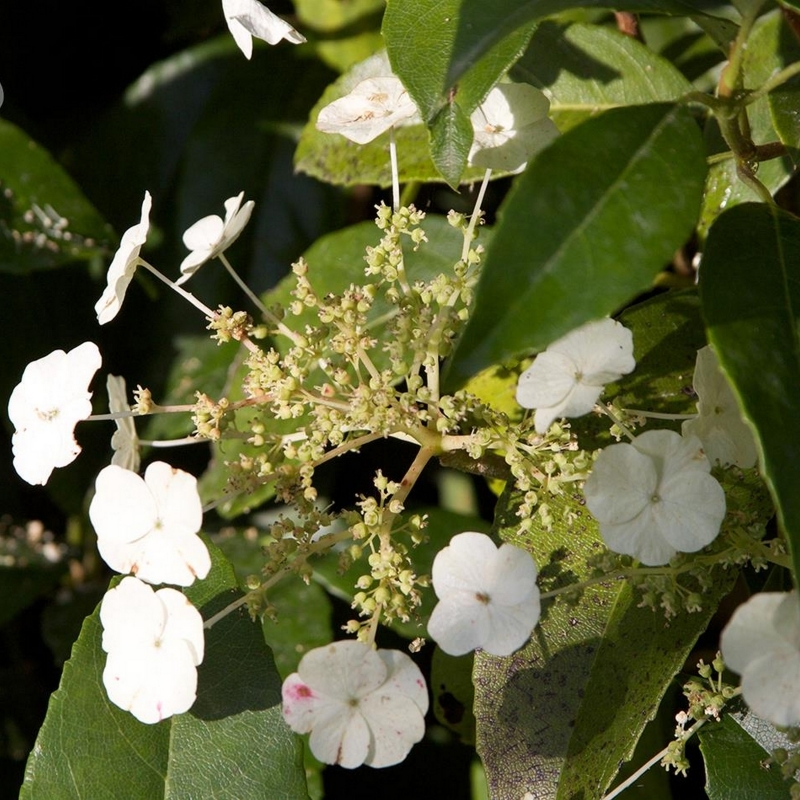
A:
[282,673,326,734]
[308,704,369,768]
[376,649,429,715]
[297,640,387,700]
[359,692,426,768]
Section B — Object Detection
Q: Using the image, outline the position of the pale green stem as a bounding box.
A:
[140,260,215,317]
[203,528,354,629]
[140,437,201,447]
[364,604,383,647]
[622,408,696,421]
[87,404,195,421]
[601,744,672,800]
[461,168,492,263]
[218,253,304,346]
[597,401,636,441]
[389,127,400,212]
[747,61,800,104]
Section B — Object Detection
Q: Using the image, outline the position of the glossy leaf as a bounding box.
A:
[0,120,112,274]
[384,0,725,124]
[21,539,308,800]
[295,51,488,186]
[472,290,772,799]
[700,202,800,596]
[700,11,797,235]
[446,103,706,388]
[699,714,790,800]
[512,22,693,132]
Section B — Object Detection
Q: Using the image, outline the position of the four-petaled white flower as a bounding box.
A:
[100,576,204,724]
[584,429,726,566]
[222,0,305,60]
[721,591,800,728]
[95,191,152,325]
[427,532,540,657]
[316,76,420,145]
[89,462,210,586]
[468,83,560,174]
[516,318,635,434]
[682,345,758,469]
[107,375,140,472]
[281,640,428,768]
[8,342,102,485]
[177,192,255,285]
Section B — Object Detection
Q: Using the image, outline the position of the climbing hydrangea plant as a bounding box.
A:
[6,0,800,798]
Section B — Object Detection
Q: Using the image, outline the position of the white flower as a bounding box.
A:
[89,462,210,586]
[222,0,305,60]
[281,640,428,768]
[100,576,204,724]
[516,318,635,434]
[468,83,560,174]
[427,532,540,657]
[8,342,102,485]
[721,591,800,727]
[584,429,726,566]
[95,191,152,325]
[682,345,758,469]
[107,375,140,472]
[316,76,420,145]
[177,192,254,285]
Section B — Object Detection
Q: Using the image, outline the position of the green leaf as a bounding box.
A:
[472,289,772,798]
[699,714,791,800]
[700,202,800,595]
[512,22,693,132]
[0,120,112,274]
[295,51,488,186]
[700,10,797,235]
[446,103,707,388]
[384,0,726,124]
[431,648,476,745]
[21,539,308,800]
[383,0,536,182]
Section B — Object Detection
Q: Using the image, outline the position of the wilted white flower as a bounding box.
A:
[222,0,305,60]
[100,576,204,724]
[107,375,140,472]
[468,83,560,173]
[584,429,726,566]
[89,462,210,586]
[516,318,635,434]
[427,532,540,657]
[316,76,420,145]
[176,192,254,285]
[8,342,102,485]
[721,591,800,727]
[281,640,428,768]
[95,191,152,325]
[682,345,757,468]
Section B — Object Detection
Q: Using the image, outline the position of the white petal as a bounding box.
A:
[144,462,203,539]
[553,318,635,384]
[739,647,800,727]
[654,470,725,552]
[584,443,657,525]
[297,640,387,700]
[359,691,426,768]
[308,703,368,768]
[95,192,152,324]
[483,543,539,603]
[720,592,789,675]
[223,0,305,55]
[182,214,225,253]
[90,465,158,545]
[100,576,164,654]
[516,351,576,411]
[482,598,540,656]
[598,512,677,566]
[428,595,492,656]
[158,587,205,664]
[431,532,500,596]
[282,672,329,734]
[377,649,429,715]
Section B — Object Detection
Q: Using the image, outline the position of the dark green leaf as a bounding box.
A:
[700,202,800,598]
[431,648,476,745]
[699,714,791,800]
[512,22,693,132]
[0,120,112,274]
[384,0,727,124]
[430,103,475,188]
[21,539,308,800]
[446,103,707,388]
